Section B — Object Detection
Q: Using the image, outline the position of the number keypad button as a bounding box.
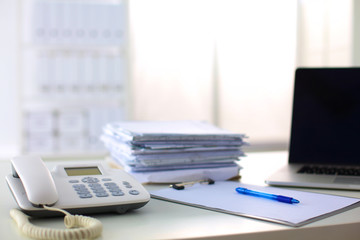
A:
[81,177,99,183]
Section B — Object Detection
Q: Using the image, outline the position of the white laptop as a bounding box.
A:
[266,67,360,190]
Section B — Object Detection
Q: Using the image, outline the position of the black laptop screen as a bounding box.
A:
[289,68,360,165]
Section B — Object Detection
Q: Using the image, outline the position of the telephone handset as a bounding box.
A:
[10,156,58,207]
[6,156,150,216]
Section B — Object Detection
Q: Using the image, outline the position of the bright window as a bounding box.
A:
[129,0,297,150]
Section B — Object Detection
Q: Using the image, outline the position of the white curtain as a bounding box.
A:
[297,0,353,67]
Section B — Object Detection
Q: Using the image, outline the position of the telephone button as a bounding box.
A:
[102,178,112,181]
[104,182,117,187]
[89,183,102,189]
[81,177,99,183]
[112,191,125,196]
[104,182,119,189]
[73,184,87,189]
[69,180,79,183]
[108,187,121,192]
[79,193,93,198]
[129,190,140,195]
[76,189,91,194]
[95,192,109,197]
[92,188,106,194]
[122,181,133,188]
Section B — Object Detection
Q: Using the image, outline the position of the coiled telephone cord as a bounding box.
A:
[10,206,103,240]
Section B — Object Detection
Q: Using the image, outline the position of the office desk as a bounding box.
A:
[1,151,360,240]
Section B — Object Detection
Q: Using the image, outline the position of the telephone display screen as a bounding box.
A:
[65,167,102,176]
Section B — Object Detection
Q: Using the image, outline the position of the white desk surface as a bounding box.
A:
[1,151,360,240]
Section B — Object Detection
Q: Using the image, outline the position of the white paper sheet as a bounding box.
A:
[151,181,360,227]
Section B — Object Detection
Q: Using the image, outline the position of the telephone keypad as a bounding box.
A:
[72,178,140,199]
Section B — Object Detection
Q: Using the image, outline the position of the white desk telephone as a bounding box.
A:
[6,156,151,239]
[6,156,150,217]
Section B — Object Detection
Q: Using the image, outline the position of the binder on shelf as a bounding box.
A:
[20,0,129,156]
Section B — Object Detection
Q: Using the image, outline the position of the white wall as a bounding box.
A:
[0,0,20,156]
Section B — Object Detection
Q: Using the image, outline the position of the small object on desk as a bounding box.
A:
[170,178,215,190]
[235,187,300,204]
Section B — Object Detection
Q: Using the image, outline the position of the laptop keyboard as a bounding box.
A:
[297,165,360,176]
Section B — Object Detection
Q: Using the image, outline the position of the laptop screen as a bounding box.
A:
[289,68,360,165]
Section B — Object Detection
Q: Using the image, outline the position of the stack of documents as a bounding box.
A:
[101,120,247,183]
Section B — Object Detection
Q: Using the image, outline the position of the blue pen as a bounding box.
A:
[235,187,300,204]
